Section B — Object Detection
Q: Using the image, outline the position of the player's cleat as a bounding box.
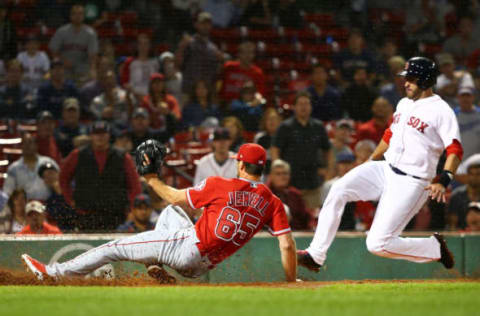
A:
[297,250,321,272]
[146,265,177,284]
[21,254,47,280]
[433,233,455,269]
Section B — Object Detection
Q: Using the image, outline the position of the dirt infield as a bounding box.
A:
[1,269,479,288]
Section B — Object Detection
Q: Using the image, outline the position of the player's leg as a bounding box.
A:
[43,227,198,278]
[365,164,440,262]
[154,204,194,231]
[305,161,386,266]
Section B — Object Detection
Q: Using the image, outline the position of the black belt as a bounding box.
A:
[389,164,422,180]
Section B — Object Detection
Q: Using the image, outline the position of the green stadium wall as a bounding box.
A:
[1,232,479,282]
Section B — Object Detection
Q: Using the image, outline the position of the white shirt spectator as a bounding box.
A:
[3,155,59,201]
[129,58,159,96]
[193,152,238,185]
[17,51,50,92]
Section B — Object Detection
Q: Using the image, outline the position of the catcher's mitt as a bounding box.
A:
[135,139,167,176]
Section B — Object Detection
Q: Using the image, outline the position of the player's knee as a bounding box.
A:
[366,235,384,255]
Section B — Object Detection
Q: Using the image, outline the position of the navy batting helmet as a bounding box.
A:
[398,57,438,90]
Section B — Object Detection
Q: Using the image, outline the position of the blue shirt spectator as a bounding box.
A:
[37,59,79,119]
[306,64,342,121]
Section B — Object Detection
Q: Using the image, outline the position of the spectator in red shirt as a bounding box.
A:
[356,97,393,144]
[268,159,313,230]
[36,111,62,164]
[17,200,62,235]
[60,121,142,232]
[140,73,181,129]
[219,41,266,104]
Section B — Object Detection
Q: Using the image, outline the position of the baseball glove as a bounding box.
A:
[135,139,168,176]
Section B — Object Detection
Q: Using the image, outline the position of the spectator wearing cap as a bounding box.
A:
[36,111,62,164]
[0,59,33,120]
[271,91,334,210]
[466,202,480,231]
[60,121,142,232]
[331,119,355,159]
[90,70,135,129]
[176,12,223,96]
[160,51,183,106]
[37,58,79,119]
[125,34,159,98]
[48,4,98,85]
[38,161,75,231]
[267,159,313,231]
[229,80,266,132]
[17,34,50,93]
[16,200,62,235]
[116,193,155,233]
[193,127,237,185]
[3,132,59,201]
[181,80,222,130]
[128,107,175,149]
[54,98,88,157]
[341,66,378,122]
[320,151,356,230]
[454,86,480,162]
[356,97,393,145]
[140,73,181,130]
[306,63,342,122]
[219,41,266,105]
[435,53,474,108]
[113,130,133,153]
[448,162,480,230]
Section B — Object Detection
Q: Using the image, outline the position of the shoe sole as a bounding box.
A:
[21,254,44,281]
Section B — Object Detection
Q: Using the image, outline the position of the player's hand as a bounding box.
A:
[425,183,447,203]
[135,139,168,177]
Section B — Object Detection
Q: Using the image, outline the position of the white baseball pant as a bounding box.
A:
[307,161,441,265]
[46,205,212,278]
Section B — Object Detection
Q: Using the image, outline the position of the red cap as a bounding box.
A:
[150,73,165,81]
[232,143,266,166]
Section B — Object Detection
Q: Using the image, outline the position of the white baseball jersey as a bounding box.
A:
[384,95,461,180]
[193,152,238,185]
[17,51,50,91]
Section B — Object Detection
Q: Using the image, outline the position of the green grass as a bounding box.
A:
[0,282,479,316]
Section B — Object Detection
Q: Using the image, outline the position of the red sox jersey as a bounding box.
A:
[186,176,291,264]
[383,95,462,179]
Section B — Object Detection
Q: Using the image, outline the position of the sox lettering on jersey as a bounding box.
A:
[407,116,429,133]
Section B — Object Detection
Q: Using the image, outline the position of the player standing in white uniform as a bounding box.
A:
[297,57,464,272]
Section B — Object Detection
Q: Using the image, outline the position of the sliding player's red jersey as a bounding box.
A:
[186,176,291,264]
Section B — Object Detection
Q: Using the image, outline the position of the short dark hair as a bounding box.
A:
[468,163,480,173]
[311,63,327,74]
[294,91,311,105]
[244,162,264,176]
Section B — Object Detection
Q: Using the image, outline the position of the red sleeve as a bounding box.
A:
[59,149,79,206]
[445,139,463,161]
[266,200,291,236]
[382,127,393,144]
[123,153,142,208]
[186,177,218,209]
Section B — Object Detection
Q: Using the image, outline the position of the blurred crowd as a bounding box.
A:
[0,0,479,235]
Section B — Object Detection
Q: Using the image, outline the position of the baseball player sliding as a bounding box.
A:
[22,142,297,282]
[298,57,463,272]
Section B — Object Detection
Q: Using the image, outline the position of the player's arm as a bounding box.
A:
[369,139,389,161]
[144,174,188,207]
[277,232,297,282]
[425,150,462,203]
